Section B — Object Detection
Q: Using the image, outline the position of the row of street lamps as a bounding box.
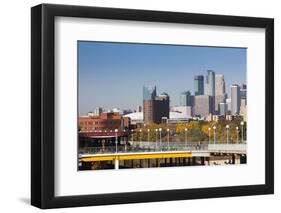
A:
[208,121,245,144]
[114,121,245,152]
[130,121,245,146]
[130,127,189,149]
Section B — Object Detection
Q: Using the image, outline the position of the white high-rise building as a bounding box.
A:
[215,74,225,95]
[240,99,247,121]
[231,84,241,115]
[171,106,193,117]
[219,103,227,115]
[226,98,231,112]
[214,74,226,113]
[205,70,215,96]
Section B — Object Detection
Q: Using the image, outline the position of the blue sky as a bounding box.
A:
[78,41,246,115]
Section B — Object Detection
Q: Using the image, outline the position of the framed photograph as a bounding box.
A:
[31,4,274,209]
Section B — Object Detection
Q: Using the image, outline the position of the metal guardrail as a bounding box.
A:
[79,141,247,155]
[79,145,203,155]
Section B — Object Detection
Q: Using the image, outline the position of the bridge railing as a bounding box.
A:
[79,143,208,155]
[79,141,247,155]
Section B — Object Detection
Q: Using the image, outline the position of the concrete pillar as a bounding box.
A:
[236,155,241,164]
[115,159,119,170]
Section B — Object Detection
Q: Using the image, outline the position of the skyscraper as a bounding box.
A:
[171,106,193,117]
[143,86,156,124]
[219,103,227,115]
[179,91,193,106]
[215,74,226,113]
[215,74,225,95]
[194,95,213,118]
[205,70,215,96]
[231,84,241,115]
[143,99,154,124]
[194,75,204,95]
[143,86,169,124]
[240,83,247,100]
[239,84,247,120]
[240,99,247,121]
[154,93,170,123]
[226,98,231,112]
[143,85,156,100]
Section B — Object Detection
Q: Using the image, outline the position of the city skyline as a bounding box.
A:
[79,41,246,115]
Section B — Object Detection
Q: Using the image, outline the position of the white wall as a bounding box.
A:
[0,0,280,212]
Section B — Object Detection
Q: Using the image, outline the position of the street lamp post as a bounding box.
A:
[131,129,134,144]
[114,129,119,170]
[240,121,244,143]
[236,126,239,144]
[147,129,150,148]
[226,125,229,144]
[102,130,107,151]
[213,126,216,144]
[208,127,211,144]
[123,129,126,151]
[115,129,118,153]
[185,128,188,148]
[139,129,142,147]
[167,128,170,150]
[159,128,162,151]
[155,129,158,150]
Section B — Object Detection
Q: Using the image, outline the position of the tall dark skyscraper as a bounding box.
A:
[154,93,170,124]
[240,83,247,100]
[205,70,215,96]
[194,75,204,96]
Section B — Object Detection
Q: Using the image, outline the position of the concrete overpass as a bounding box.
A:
[79,143,247,170]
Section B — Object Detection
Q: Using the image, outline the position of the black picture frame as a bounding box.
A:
[31,3,274,209]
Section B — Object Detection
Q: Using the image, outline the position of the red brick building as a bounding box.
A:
[79,112,130,131]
